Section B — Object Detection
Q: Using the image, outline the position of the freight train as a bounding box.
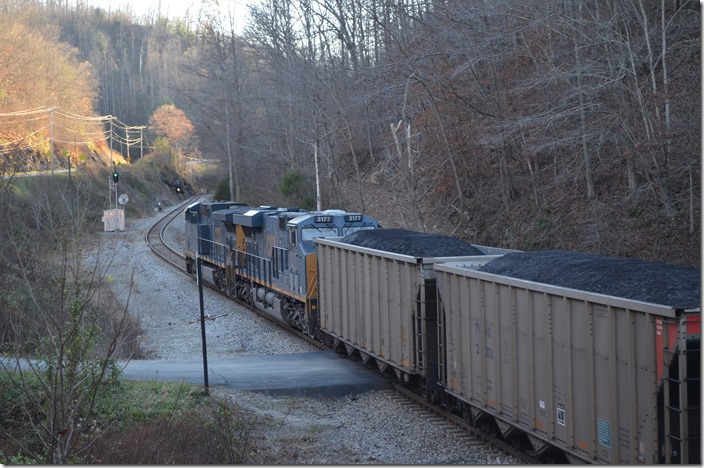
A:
[183,200,700,464]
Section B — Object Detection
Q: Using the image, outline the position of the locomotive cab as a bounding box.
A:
[287,210,379,294]
[285,211,379,335]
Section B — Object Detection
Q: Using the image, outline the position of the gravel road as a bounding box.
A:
[89,209,521,464]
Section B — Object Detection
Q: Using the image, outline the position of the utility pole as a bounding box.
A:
[109,117,114,165]
[49,107,55,175]
[125,127,130,163]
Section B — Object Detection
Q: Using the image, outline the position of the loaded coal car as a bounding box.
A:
[314,229,516,398]
[184,201,380,335]
[434,251,700,464]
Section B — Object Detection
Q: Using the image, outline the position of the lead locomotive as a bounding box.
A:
[183,201,379,336]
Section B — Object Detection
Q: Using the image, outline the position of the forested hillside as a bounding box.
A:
[0,0,699,266]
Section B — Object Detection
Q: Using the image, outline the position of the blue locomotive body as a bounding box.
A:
[183,201,379,335]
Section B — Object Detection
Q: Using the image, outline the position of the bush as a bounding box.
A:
[0,376,255,464]
[213,176,231,201]
[76,384,255,464]
[279,168,315,209]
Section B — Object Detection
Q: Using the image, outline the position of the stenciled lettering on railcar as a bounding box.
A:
[597,418,611,448]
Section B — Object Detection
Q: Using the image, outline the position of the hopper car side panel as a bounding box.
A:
[435,263,700,464]
[316,240,419,375]
[315,238,503,385]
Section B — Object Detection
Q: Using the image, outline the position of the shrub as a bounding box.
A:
[279,168,315,209]
[213,176,231,201]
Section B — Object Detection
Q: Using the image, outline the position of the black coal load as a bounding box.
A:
[341,228,484,257]
[480,250,700,308]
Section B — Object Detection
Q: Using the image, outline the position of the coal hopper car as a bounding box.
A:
[434,251,700,464]
[185,201,699,464]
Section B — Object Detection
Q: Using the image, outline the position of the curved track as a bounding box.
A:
[145,195,198,272]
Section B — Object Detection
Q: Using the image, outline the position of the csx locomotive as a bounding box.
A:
[184,200,700,464]
[183,201,379,335]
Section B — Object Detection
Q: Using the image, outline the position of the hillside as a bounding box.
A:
[0,0,699,267]
[0,1,699,461]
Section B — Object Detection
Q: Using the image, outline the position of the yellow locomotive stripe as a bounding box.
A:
[306,253,318,298]
[236,225,246,252]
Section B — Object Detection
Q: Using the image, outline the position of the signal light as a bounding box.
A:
[112,171,119,183]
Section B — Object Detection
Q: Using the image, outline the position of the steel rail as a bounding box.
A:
[144,195,199,272]
[392,383,540,464]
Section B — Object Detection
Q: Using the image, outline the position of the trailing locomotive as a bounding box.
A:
[183,201,379,336]
[184,200,700,464]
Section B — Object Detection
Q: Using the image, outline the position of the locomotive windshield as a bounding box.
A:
[301,227,338,241]
[341,225,376,236]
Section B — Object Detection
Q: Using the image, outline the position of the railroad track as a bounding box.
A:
[392,384,538,464]
[145,195,199,272]
[145,201,532,464]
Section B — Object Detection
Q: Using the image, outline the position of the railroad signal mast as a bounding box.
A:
[103,164,125,232]
[110,165,119,211]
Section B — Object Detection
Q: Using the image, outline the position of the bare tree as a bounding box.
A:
[0,175,137,464]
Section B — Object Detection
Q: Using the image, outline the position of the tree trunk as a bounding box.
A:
[572,2,594,199]
[225,99,236,202]
[391,120,423,231]
[314,139,321,211]
[659,0,672,214]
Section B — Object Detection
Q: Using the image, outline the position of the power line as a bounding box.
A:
[0,106,147,158]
